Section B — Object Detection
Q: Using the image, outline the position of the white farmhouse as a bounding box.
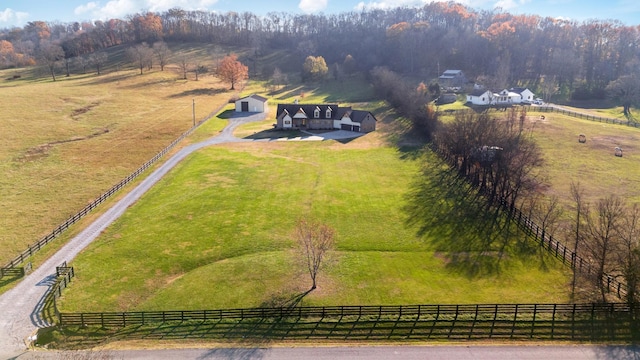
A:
[466,89,493,105]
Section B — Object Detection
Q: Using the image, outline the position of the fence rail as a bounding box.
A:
[0,106,224,279]
[57,302,637,341]
[432,144,628,299]
[498,197,628,299]
[439,106,638,128]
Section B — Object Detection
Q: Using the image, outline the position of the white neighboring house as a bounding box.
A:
[467,87,537,106]
[235,94,268,113]
[466,89,493,105]
[509,87,535,104]
[493,89,523,105]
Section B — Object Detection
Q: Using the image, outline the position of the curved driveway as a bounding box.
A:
[0,114,632,359]
[0,113,368,357]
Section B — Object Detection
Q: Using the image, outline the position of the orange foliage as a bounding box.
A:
[386,22,411,37]
[217,53,248,90]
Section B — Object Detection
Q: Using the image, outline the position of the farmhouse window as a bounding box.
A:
[326,108,332,118]
[314,109,320,118]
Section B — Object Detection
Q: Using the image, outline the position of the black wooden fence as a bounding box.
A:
[502,198,628,298]
[432,149,629,299]
[440,106,638,128]
[0,106,224,279]
[57,302,637,341]
[39,265,636,342]
[41,262,75,325]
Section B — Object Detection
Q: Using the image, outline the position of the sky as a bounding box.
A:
[1,0,639,28]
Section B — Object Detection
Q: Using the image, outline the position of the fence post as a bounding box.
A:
[531,304,537,338]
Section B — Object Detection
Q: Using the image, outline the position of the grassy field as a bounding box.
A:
[57,141,569,312]
[0,45,240,267]
[5,42,639,315]
[524,110,640,206]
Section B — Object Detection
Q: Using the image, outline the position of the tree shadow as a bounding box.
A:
[168,88,227,98]
[403,152,530,278]
[259,288,314,309]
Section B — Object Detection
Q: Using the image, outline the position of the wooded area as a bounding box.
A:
[1,3,639,104]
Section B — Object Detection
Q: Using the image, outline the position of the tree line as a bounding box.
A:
[1,3,639,103]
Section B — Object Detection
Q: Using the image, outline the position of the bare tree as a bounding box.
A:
[295,218,335,290]
[176,54,191,80]
[152,40,171,71]
[88,52,108,75]
[38,41,64,81]
[616,204,640,305]
[570,181,587,300]
[126,42,153,75]
[586,195,624,302]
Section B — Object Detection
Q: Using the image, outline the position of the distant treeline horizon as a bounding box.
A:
[1,2,639,102]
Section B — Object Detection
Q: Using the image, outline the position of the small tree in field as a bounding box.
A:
[217,53,248,90]
[295,218,335,290]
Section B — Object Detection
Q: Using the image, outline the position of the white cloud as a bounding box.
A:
[299,0,328,13]
[0,8,29,27]
[75,2,99,15]
[354,0,498,12]
[73,0,219,21]
[355,0,426,11]
[493,0,531,11]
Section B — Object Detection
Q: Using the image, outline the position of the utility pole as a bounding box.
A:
[192,99,196,127]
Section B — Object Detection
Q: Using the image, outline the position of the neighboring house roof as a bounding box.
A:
[441,70,464,77]
[238,94,268,102]
[349,110,377,123]
[509,87,528,94]
[469,89,491,97]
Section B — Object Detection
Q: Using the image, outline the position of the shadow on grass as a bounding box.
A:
[40,312,636,350]
[168,87,227,98]
[403,151,538,278]
[259,289,314,309]
[243,129,304,140]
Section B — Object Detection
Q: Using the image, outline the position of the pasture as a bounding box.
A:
[0,46,235,267]
[525,110,640,206]
[57,141,570,312]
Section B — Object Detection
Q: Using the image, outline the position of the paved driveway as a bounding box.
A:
[0,112,368,358]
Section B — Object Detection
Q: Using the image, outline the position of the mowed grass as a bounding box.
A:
[0,56,234,266]
[57,141,570,312]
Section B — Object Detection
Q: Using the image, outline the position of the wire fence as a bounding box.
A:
[0,105,225,279]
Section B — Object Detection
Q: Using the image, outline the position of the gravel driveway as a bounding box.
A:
[0,112,364,358]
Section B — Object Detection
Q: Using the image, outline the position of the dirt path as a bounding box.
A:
[0,113,364,357]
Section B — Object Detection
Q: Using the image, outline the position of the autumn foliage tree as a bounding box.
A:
[302,55,328,82]
[217,53,248,90]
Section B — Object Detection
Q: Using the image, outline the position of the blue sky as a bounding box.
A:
[1,0,639,28]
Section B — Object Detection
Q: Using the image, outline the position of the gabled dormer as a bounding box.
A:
[314,106,320,118]
[326,107,332,119]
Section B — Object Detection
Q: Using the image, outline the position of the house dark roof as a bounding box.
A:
[276,104,376,123]
[349,110,377,123]
[509,87,528,94]
[276,104,340,120]
[469,89,490,97]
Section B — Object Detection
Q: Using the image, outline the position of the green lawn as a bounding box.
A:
[57,142,569,312]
